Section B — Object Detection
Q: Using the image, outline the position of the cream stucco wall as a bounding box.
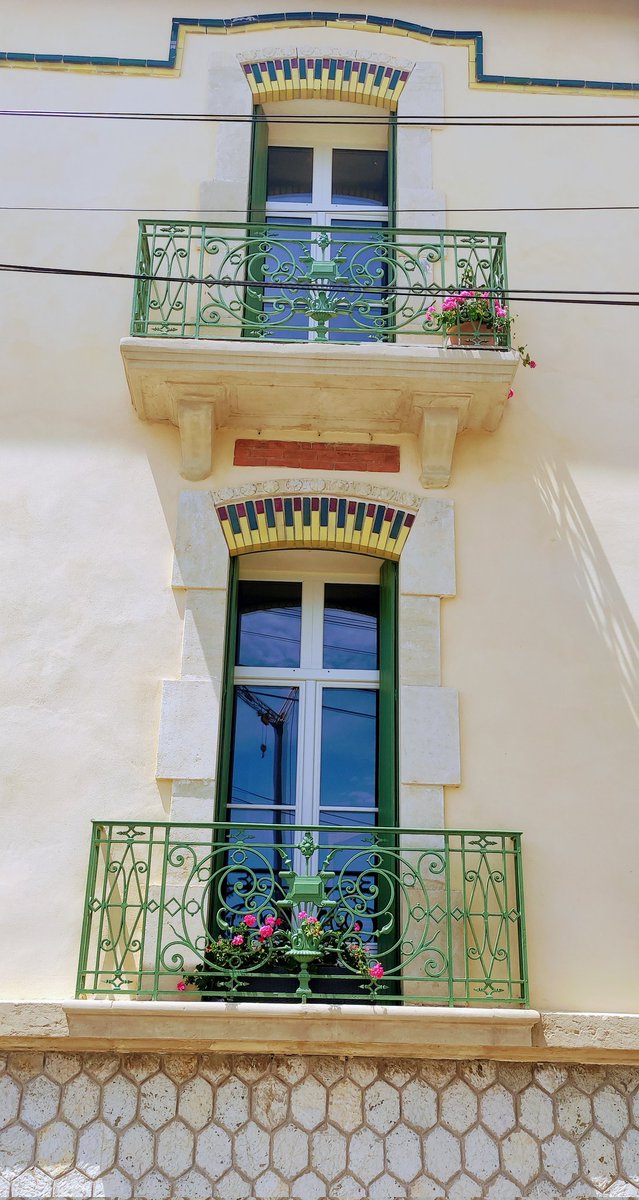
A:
[0,2,638,1013]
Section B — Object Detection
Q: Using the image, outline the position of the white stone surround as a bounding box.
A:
[158,487,458,831]
[0,1050,637,1198]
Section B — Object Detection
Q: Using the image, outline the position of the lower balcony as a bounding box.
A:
[76,822,528,1008]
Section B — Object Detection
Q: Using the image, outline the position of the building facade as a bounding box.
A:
[1,2,638,1196]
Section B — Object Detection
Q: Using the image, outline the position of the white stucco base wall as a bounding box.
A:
[0,1037,637,1199]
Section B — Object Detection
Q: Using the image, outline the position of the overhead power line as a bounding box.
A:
[0,108,638,128]
[0,205,636,215]
[1,260,638,306]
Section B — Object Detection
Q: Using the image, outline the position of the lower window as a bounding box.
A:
[205,551,398,1000]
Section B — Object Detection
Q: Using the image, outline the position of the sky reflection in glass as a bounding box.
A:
[319,688,377,810]
[237,581,302,667]
[323,584,379,670]
[230,685,299,816]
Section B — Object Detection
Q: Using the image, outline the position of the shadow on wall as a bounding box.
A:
[533,452,639,733]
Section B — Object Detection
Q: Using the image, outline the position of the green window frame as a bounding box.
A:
[244,105,397,343]
[214,555,398,825]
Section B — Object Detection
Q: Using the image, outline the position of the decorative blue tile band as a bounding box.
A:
[0,12,637,95]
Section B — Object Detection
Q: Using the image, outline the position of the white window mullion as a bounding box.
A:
[300,578,322,668]
[297,680,319,828]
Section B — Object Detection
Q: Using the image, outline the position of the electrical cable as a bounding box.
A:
[1,108,638,127]
[0,260,637,305]
[0,259,634,300]
[0,205,636,214]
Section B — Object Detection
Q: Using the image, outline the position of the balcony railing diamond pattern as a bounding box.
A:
[77,822,528,1007]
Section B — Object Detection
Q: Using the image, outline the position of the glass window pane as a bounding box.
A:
[229,685,299,816]
[323,584,379,669]
[332,149,388,207]
[237,581,302,667]
[267,146,313,203]
[319,689,377,809]
[328,221,388,343]
[262,218,312,341]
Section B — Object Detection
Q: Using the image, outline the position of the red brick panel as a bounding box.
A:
[233,439,400,472]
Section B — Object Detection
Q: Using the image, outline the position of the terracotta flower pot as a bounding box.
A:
[446,321,498,348]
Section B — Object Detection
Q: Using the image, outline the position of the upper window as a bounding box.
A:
[248,101,392,343]
[266,145,388,210]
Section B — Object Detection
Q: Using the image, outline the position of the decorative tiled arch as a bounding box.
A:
[240,55,412,109]
[216,494,415,558]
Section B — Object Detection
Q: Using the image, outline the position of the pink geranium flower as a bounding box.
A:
[369,962,385,980]
[265,915,277,926]
[259,925,274,939]
[529,360,537,368]
[354,922,362,932]
[298,911,307,920]
[176,980,187,991]
[231,935,244,946]
[243,914,257,927]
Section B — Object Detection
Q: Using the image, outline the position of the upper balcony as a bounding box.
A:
[121,221,520,485]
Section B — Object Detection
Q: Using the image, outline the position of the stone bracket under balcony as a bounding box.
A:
[121,337,519,487]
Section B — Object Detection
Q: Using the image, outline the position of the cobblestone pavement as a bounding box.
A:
[0,1054,638,1198]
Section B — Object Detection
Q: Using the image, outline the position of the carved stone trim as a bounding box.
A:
[211,477,423,511]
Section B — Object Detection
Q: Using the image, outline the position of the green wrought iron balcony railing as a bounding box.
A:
[76,822,528,1007]
[131,221,511,347]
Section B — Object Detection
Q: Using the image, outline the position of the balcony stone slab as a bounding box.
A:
[2,1004,639,1065]
[121,337,519,486]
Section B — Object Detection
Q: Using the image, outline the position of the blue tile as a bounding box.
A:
[372,506,385,535]
[392,20,430,35]
[145,59,169,68]
[6,52,35,61]
[584,80,611,90]
[557,79,586,88]
[33,54,64,63]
